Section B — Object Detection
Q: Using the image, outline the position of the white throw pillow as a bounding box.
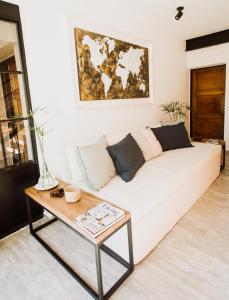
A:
[76,135,116,191]
[65,136,116,186]
[131,128,162,161]
[106,130,130,146]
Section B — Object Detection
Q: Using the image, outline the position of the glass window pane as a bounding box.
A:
[0,20,22,72]
[0,20,33,168]
[0,57,23,118]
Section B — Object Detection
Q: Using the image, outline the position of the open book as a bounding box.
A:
[75,202,125,237]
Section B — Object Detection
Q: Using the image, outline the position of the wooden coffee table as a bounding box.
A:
[25,181,134,300]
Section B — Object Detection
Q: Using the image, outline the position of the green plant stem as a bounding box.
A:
[168,112,173,121]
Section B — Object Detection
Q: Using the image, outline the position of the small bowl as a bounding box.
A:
[64,185,81,203]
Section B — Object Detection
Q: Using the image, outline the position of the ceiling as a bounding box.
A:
[68,0,229,40]
[152,0,229,39]
[10,0,229,41]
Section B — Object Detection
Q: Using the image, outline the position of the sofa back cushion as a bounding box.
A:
[107,134,145,182]
[151,122,193,151]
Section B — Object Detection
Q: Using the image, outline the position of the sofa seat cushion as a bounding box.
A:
[78,142,221,226]
[83,165,182,224]
[147,142,221,175]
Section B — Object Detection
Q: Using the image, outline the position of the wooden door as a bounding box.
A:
[191,65,225,139]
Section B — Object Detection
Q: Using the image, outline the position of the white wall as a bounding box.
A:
[186,43,229,150]
[10,0,188,178]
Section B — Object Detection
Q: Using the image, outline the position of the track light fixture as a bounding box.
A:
[175,6,184,20]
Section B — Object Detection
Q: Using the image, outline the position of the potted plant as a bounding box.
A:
[28,107,58,190]
[160,101,190,122]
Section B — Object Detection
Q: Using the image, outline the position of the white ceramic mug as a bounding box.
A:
[64,185,81,203]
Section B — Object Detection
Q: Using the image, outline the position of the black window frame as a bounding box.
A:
[0,0,38,167]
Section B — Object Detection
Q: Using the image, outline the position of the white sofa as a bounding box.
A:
[65,141,221,264]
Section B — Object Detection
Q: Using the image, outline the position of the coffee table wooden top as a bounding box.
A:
[25,180,131,245]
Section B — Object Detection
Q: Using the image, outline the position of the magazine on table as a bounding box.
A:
[75,202,125,237]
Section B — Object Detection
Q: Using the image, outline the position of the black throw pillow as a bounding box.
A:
[107,134,145,182]
[151,122,193,151]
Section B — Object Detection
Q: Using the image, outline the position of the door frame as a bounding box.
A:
[190,64,226,139]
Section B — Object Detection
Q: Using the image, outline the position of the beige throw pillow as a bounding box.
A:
[76,135,116,191]
[131,128,162,161]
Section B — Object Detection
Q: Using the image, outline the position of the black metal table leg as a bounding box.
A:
[26,196,34,234]
[127,220,134,269]
[95,245,104,300]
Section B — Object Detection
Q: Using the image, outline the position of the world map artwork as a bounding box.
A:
[75,28,150,101]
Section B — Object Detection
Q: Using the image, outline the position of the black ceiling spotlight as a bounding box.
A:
[175,6,184,20]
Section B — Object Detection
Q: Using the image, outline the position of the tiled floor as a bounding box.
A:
[0,153,229,300]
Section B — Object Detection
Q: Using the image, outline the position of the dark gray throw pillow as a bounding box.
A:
[107,134,145,182]
[151,122,193,151]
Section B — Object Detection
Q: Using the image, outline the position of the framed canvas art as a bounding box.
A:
[74,28,149,101]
